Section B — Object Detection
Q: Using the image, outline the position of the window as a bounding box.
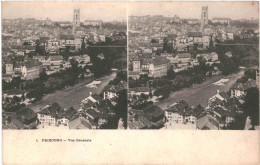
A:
[204,12,206,17]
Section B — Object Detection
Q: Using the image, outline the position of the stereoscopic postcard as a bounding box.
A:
[1,1,259,164]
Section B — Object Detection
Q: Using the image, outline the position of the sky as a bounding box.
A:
[128,1,259,20]
[2,1,127,22]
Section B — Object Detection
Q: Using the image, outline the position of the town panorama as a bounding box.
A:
[127,2,259,130]
[1,2,259,130]
[2,2,127,129]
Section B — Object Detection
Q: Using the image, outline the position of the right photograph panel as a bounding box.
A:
[127,1,259,130]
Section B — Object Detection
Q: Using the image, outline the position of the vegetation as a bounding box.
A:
[242,87,259,127]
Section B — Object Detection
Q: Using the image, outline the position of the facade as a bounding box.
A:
[37,102,77,126]
[21,59,43,80]
[149,56,170,77]
[6,61,14,75]
[212,17,231,24]
[165,100,197,125]
[132,57,141,72]
[83,20,102,26]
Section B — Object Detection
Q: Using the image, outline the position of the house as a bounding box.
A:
[83,20,102,26]
[132,56,141,72]
[176,53,192,63]
[230,79,257,98]
[213,107,236,126]
[37,102,76,126]
[212,17,231,24]
[103,81,127,100]
[3,89,23,99]
[46,40,59,54]
[165,100,196,124]
[49,56,63,69]
[128,71,140,80]
[149,56,170,77]
[185,19,200,25]
[202,35,210,48]
[21,59,43,80]
[128,87,151,98]
[86,92,103,103]
[57,21,71,27]
[85,109,108,126]
[196,113,219,130]
[5,59,14,75]
[128,109,153,129]
[197,52,218,62]
[74,38,82,51]
[143,105,165,128]
[187,32,203,43]
[68,116,93,129]
[59,35,75,52]
[2,108,38,129]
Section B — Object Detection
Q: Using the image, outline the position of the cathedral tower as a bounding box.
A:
[201,6,208,30]
[73,9,80,33]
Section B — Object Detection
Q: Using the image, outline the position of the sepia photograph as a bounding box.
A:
[1,1,260,165]
[2,1,127,130]
[127,1,259,130]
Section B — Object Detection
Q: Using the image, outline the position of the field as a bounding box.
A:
[155,70,245,110]
[27,72,116,112]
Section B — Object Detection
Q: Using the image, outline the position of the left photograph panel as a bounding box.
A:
[2,1,127,129]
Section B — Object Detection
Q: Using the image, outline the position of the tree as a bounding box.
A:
[69,59,79,77]
[39,68,48,81]
[167,66,175,79]
[81,38,86,51]
[209,36,214,51]
[242,87,259,127]
[115,89,127,128]
[151,39,158,43]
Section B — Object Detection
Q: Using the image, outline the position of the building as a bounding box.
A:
[165,100,197,125]
[68,116,93,129]
[149,56,170,77]
[230,79,257,98]
[212,17,231,24]
[142,105,165,129]
[5,60,14,75]
[37,102,77,126]
[196,113,219,130]
[103,81,127,100]
[49,56,63,69]
[188,32,203,44]
[208,90,230,108]
[83,20,102,27]
[201,6,208,30]
[2,108,38,129]
[132,57,141,72]
[73,9,80,33]
[21,59,43,80]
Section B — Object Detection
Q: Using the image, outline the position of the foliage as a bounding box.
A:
[242,87,259,126]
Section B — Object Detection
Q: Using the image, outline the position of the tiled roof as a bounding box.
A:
[60,35,74,40]
[24,59,42,68]
[143,105,164,119]
[50,56,63,61]
[176,53,191,58]
[129,87,150,93]
[193,104,205,118]
[152,56,169,66]
[196,114,219,130]
[187,32,202,37]
[15,108,37,123]
[68,117,92,129]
